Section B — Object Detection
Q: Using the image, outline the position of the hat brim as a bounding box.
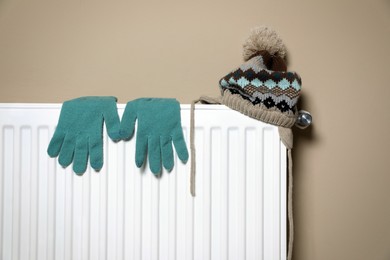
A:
[221,90,297,128]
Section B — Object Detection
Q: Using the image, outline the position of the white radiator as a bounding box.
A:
[0,104,286,260]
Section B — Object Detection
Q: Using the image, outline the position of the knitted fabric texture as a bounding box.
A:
[219,54,302,128]
[47,96,121,174]
[119,98,189,175]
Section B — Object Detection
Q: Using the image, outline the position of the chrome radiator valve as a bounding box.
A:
[295,110,312,129]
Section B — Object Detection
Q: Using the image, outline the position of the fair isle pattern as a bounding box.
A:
[219,56,301,114]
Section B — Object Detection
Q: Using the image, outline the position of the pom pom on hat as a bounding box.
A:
[242,26,287,63]
[243,26,287,60]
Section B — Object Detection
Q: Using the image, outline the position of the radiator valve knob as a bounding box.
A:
[295,110,312,129]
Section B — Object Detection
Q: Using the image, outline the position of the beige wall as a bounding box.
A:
[1,0,390,259]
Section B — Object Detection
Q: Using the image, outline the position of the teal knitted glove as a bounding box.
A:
[47,96,121,174]
[120,98,189,174]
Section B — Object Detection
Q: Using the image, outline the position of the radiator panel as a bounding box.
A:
[0,104,286,260]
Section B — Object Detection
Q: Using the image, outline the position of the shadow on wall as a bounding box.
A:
[293,93,317,149]
[291,92,319,259]
[292,92,318,181]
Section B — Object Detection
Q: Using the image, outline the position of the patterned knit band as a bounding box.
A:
[219,54,302,128]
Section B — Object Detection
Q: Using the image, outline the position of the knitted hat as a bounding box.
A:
[217,26,301,260]
[190,26,302,260]
[218,26,302,128]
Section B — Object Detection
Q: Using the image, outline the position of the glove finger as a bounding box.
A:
[103,98,121,141]
[89,135,103,171]
[73,136,89,175]
[135,135,148,168]
[58,133,76,168]
[161,136,174,171]
[120,101,138,140]
[148,136,161,175]
[172,132,189,163]
[47,130,65,157]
